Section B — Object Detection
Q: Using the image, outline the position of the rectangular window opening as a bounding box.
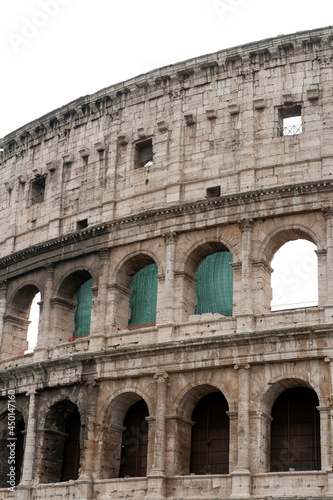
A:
[278,106,302,136]
[76,219,88,230]
[31,176,46,205]
[206,186,221,198]
[134,139,153,169]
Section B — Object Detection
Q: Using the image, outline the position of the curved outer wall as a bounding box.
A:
[0,25,333,500]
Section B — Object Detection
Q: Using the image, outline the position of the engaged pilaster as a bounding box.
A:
[96,248,111,334]
[0,281,9,353]
[34,264,54,361]
[79,382,99,481]
[237,219,254,332]
[145,372,169,500]
[317,405,331,471]
[41,263,55,342]
[162,232,177,324]
[151,371,169,475]
[89,248,110,350]
[323,356,333,496]
[20,389,37,484]
[230,363,252,499]
[322,207,333,315]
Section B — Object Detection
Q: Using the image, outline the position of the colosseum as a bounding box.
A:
[0,24,332,500]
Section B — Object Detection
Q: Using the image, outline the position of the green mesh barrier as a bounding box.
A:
[129,264,158,326]
[195,252,233,316]
[74,278,93,337]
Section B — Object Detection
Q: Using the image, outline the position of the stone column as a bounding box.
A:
[20,390,37,484]
[226,410,238,473]
[322,208,333,318]
[230,363,252,499]
[252,259,273,315]
[316,249,327,307]
[79,383,99,481]
[107,283,132,332]
[96,248,110,334]
[239,219,253,313]
[36,264,55,354]
[173,271,197,323]
[326,356,333,497]
[145,372,168,500]
[42,263,55,334]
[90,249,110,350]
[16,389,38,500]
[317,405,331,471]
[0,280,9,354]
[162,232,177,325]
[237,219,254,332]
[258,411,273,473]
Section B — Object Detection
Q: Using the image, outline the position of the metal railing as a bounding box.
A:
[282,124,302,136]
[270,300,318,312]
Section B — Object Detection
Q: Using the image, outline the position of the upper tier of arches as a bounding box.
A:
[0,214,328,360]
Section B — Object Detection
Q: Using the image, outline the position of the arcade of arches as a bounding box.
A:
[0,383,324,488]
[3,235,319,355]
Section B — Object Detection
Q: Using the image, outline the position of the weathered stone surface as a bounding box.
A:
[0,25,333,500]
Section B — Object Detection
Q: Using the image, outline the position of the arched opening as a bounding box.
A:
[74,278,93,337]
[195,251,233,316]
[27,291,41,351]
[3,285,40,357]
[190,392,229,475]
[119,400,149,478]
[0,411,25,486]
[128,264,158,328]
[112,254,158,330]
[181,242,234,320]
[61,409,81,481]
[270,238,318,311]
[39,400,81,484]
[270,387,320,471]
[54,270,93,343]
[101,392,150,479]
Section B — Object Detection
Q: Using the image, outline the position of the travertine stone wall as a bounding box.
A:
[0,26,333,500]
[0,27,332,257]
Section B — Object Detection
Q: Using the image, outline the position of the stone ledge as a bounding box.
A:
[0,180,332,273]
[0,319,331,388]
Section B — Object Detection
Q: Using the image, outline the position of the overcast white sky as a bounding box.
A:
[1,0,331,138]
[2,0,326,346]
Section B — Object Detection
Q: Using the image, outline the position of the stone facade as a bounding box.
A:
[0,25,333,500]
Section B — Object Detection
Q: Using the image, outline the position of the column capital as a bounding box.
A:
[154,371,169,380]
[163,232,177,244]
[43,262,55,276]
[0,279,9,291]
[99,247,111,260]
[25,388,37,397]
[238,218,253,232]
[316,405,330,413]
[234,363,251,370]
[322,206,333,219]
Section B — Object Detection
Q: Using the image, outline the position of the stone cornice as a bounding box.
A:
[0,179,332,273]
[0,223,109,269]
[0,26,332,153]
[0,320,332,389]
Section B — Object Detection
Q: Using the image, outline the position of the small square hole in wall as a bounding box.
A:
[206,186,221,198]
[134,139,153,169]
[31,176,46,205]
[76,219,88,230]
[278,106,302,136]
